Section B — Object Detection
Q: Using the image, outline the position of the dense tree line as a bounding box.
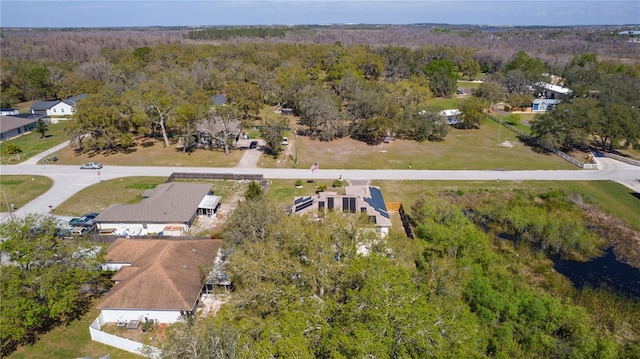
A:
[151,191,640,358]
[1,28,638,151]
[0,214,112,356]
[530,54,640,152]
[186,27,290,41]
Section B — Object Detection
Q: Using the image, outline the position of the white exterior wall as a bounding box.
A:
[100,308,185,324]
[102,262,131,271]
[46,102,74,116]
[97,222,187,236]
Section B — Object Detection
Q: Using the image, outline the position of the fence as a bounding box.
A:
[385,202,414,239]
[91,235,212,244]
[166,171,269,197]
[605,153,640,167]
[166,172,265,182]
[89,314,161,358]
[487,115,599,170]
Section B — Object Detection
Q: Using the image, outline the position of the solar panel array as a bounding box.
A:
[363,186,389,219]
[293,196,313,213]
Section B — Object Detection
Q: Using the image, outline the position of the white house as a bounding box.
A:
[532,99,562,112]
[292,185,392,237]
[97,238,222,324]
[30,94,87,117]
[94,182,219,236]
[438,109,462,125]
[0,108,19,116]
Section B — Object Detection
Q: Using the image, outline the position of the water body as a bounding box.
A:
[553,247,640,299]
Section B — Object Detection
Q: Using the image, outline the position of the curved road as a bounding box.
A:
[1,152,638,222]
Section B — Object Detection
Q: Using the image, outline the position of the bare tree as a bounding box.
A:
[196,105,241,155]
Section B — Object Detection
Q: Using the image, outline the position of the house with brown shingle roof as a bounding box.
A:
[94,182,219,236]
[97,238,222,324]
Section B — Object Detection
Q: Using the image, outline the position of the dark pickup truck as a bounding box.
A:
[69,212,99,227]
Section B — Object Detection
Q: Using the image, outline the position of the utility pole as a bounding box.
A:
[294,131,298,165]
[1,190,14,221]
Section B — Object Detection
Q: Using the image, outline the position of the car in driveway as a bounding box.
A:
[281,137,289,146]
[80,162,102,169]
[249,141,258,149]
[70,226,91,237]
[69,212,99,226]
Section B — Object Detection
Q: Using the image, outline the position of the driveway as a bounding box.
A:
[0,154,638,222]
[235,141,264,168]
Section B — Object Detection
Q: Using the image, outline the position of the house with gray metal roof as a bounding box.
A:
[292,185,392,237]
[94,182,219,236]
[30,94,86,117]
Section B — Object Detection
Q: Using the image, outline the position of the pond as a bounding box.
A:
[553,247,640,299]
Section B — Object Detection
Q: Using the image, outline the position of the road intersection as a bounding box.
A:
[1,149,638,222]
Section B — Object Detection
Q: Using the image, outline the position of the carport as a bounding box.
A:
[197,195,221,216]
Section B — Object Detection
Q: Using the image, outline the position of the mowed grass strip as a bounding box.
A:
[52,176,249,217]
[51,177,167,216]
[0,176,53,212]
[0,123,69,164]
[271,119,576,170]
[49,137,243,167]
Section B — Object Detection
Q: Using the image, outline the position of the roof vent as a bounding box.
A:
[192,248,197,253]
[182,264,188,269]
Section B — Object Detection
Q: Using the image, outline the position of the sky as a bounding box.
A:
[1,1,639,28]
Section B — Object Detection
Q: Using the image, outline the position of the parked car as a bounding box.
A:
[70,226,90,236]
[249,141,258,149]
[69,212,99,226]
[80,162,102,169]
[57,227,73,238]
[281,137,289,146]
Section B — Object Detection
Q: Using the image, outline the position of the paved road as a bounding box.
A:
[1,154,638,222]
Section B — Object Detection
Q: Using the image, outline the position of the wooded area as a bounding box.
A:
[1,25,639,152]
[1,25,639,357]
[153,191,640,358]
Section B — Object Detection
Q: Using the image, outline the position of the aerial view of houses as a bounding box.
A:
[1,3,639,358]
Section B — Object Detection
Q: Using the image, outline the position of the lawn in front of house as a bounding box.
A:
[50,177,168,217]
[264,118,576,170]
[0,176,53,212]
[49,136,243,167]
[0,123,69,164]
[50,176,251,217]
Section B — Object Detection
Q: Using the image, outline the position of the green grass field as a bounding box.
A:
[7,298,142,359]
[0,175,53,212]
[0,123,69,164]
[262,117,576,170]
